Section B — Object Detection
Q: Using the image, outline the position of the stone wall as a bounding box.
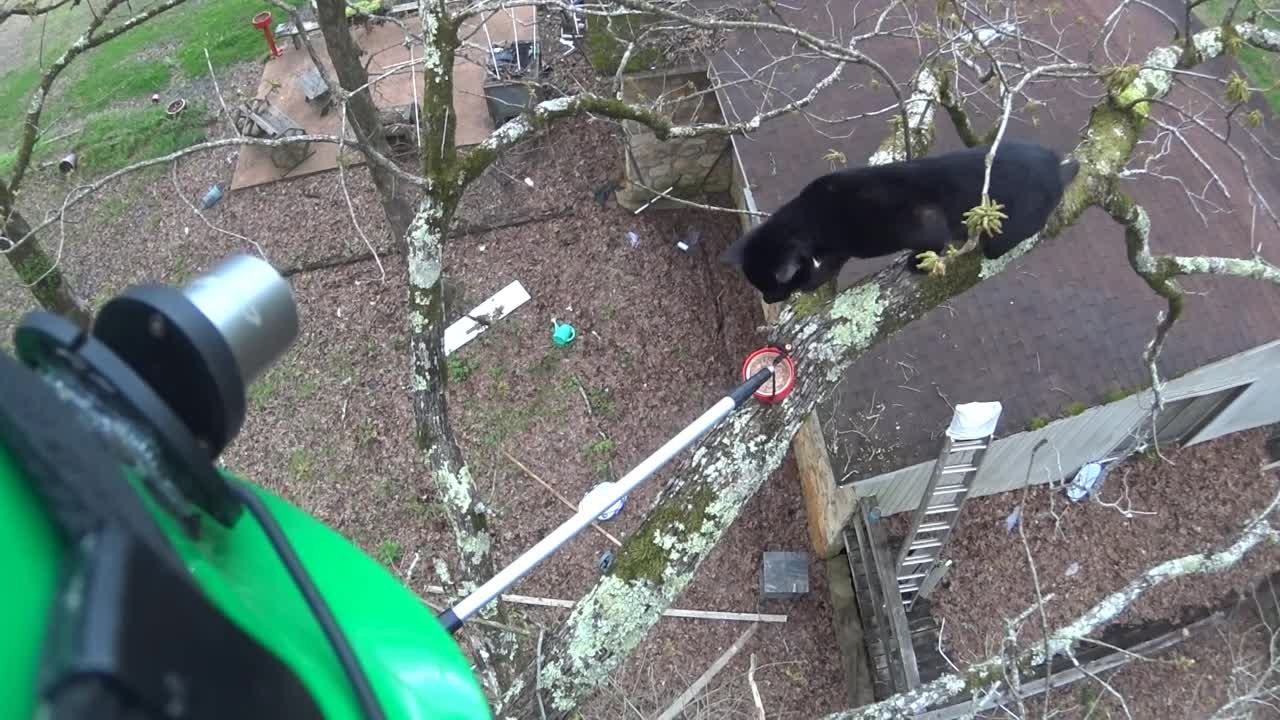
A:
[615,65,733,210]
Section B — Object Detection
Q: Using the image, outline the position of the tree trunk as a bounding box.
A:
[312,0,415,242]
[1,179,91,328]
[405,0,520,694]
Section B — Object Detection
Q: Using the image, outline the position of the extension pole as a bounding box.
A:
[440,365,780,633]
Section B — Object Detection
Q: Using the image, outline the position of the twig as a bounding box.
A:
[631,183,676,216]
[630,179,770,218]
[204,48,239,137]
[654,623,760,720]
[169,158,268,259]
[502,449,622,547]
[748,652,767,720]
[536,628,548,720]
[336,104,386,283]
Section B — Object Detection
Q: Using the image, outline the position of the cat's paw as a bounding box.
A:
[915,250,947,277]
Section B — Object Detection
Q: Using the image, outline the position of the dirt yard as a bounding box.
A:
[0,14,849,718]
[928,428,1280,718]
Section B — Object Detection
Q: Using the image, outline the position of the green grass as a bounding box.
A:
[584,385,617,419]
[288,446,315,482]
[375,540,403,566]
[1064,401,1089,417]
[68,57,173,108]
[1194,0,1280,113]
[354,416,379,449]
[1,0,309,154]
[248,375,279,408]
[448,356,475,382]
[98,192,133,224]
[74,103,208,174]
[584,437,616,474]
[0,65,42,141]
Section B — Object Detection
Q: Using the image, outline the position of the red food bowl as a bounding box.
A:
[741,347,796,404]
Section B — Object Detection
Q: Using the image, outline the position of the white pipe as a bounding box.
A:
[443,365,775,629]
[511,10,522,72]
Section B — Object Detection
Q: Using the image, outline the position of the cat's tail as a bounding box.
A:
[1059,157,1080,186]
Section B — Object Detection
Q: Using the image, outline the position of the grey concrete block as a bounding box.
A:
[761,551,809,600]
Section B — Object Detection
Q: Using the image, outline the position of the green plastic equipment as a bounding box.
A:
[1,255,785,720]
[0,256,489,720]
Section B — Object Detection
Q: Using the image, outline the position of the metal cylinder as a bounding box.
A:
[58,153,77,174]
[182,255,298,385]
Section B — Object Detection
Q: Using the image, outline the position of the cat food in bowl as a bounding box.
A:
[742,347,796,404]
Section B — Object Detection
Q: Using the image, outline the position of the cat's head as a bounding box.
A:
[720,219,824,304]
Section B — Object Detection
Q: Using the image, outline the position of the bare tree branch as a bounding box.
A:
[0,0,75,24]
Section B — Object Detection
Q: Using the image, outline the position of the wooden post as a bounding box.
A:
[826,553,877,706]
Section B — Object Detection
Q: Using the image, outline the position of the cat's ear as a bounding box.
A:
[720,235,749,268]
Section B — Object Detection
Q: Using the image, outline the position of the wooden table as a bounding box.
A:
[231,97,314,173]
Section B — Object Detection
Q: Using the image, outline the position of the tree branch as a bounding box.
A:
[0,0,74,24]
[938,68,994,148]
[1102,186,1183,416]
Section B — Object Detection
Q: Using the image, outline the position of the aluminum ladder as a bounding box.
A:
[895,402,1002,610]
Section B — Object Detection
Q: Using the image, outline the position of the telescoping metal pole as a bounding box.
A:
[439,364,781,633]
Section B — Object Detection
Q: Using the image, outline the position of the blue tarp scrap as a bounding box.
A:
[1066,461,1113,502]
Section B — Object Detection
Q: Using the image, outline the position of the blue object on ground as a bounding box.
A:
[201,184,224,210]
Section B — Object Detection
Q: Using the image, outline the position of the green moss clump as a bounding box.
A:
[610,486,716,583]
[790,283,836,318]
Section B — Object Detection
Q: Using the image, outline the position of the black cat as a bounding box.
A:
[722,142,1080,303]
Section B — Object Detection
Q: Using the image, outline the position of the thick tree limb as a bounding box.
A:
[0,178,89,326]
[405,0,520,696]
[307,0,417,242]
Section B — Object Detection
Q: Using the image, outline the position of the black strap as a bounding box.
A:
[0,350,179,569]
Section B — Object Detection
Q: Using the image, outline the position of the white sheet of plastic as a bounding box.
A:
[1066,462,1104,502]
[443,280,530,356]
[945,401,1003,440]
